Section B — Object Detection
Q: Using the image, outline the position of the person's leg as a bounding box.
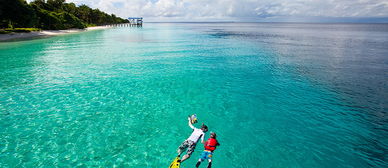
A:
[207,161,212,168]
[207,154,212,168]
[181,141,196,162]
[177,140,188,155]
[196,159,202,168]
[181,154,190,162]
[196,150,208,167]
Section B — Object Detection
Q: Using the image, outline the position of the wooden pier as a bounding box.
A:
[128,17,143,25]
[108,23,142,27]
[107,17,143,27]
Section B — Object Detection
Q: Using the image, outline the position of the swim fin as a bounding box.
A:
[169,156,181,168]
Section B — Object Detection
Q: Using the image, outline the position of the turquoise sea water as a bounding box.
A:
[0,23,387,167]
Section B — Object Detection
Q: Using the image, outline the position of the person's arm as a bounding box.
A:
[188,117,195,129]
[201,133,205,144]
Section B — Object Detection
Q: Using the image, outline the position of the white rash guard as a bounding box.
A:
[187,128,205,143]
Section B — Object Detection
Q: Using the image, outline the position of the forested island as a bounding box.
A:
[0,0,129,33]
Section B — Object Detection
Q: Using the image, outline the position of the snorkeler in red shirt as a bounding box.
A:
[195,132,220,168]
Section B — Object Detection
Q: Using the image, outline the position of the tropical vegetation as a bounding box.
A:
[0,0,129,30]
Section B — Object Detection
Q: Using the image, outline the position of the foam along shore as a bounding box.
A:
[0,26,109,42]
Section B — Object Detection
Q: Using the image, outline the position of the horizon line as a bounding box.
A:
[143,21,388,24]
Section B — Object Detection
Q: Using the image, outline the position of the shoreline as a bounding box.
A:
[0,26,109,42]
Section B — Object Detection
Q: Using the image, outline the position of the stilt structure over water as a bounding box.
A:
[107,17,143,27]
[107,23,142,27]
[128,17,143,25]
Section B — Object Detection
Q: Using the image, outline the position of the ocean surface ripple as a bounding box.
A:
[0,23,387,167]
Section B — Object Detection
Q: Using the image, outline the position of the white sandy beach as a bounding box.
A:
[0,26,109,41]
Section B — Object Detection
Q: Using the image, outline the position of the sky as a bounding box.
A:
[36,0,388,22]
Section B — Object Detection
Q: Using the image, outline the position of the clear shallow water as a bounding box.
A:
[0,23,387,167]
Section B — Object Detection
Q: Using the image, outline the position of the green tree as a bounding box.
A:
[63,2,77,15]
[0,0,37,28]
[46,0,65,11]
[1,0,129,29]
[76,4,92,24]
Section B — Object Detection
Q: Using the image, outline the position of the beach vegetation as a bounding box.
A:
[0,0,129,30]
[0,28,41,34]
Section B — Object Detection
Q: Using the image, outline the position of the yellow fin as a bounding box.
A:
[169,156,180,168]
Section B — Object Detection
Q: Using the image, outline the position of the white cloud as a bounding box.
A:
[30,0,388,21]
